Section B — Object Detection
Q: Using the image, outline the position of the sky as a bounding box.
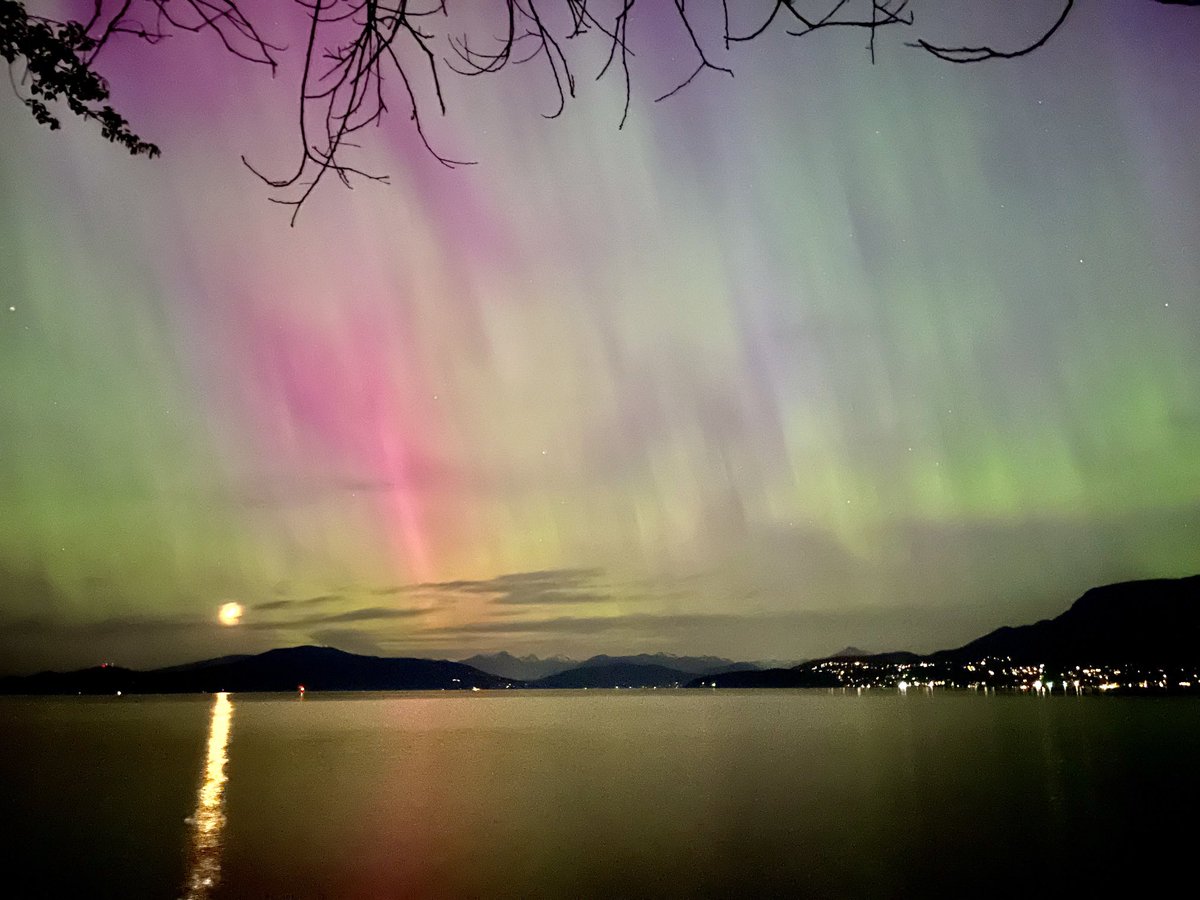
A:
[1,1,1198,673]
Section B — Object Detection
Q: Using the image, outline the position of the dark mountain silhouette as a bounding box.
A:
[693,575,1200,687]
[459,651,579,681]
[752,657,808,670]
[831,646,870,658]
[1,664,142,695]
[6,575,1196,694]
[153,653,255,673]
[934,575,1200,665]
[573,653,758,675]
[530,663,691,689]
[0,646,513,694]
[461,651,759,681]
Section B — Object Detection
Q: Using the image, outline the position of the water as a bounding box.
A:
[3,690,1197,898]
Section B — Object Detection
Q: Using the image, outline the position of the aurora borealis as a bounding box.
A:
[1,1,1198,672]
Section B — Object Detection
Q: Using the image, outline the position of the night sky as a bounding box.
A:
[1,1,1198,673]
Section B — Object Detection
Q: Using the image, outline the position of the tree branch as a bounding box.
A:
[7,0,1194,224]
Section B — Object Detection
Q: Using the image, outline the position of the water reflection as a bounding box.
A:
[183,692,233,899]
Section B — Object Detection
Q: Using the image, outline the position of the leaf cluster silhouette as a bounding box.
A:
[1,0,159,157]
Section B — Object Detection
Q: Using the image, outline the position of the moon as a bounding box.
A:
[218,602,243,626]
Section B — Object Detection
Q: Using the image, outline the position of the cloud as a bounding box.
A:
[248,606,433,629]
[399,567,609,606]
[0,613,210,638]
[0,604,430,638]
[0,603,435,675]
[415,608,927,637]
[493,589,610,605]
[418,612,732,636]
[253,594,342,612]
[308,628,386,657]
[409,602,991,661]
[0,611,274,676]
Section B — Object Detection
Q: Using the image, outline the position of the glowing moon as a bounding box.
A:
[218,602,243,627]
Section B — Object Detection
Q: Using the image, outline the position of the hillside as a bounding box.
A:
[530,663,691,689]
[937,575,1200,665]
[0,646,513,694]
[696,575,1200,687]
[458,651,579,681]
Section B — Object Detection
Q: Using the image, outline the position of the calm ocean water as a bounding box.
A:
[2,690,1197,898]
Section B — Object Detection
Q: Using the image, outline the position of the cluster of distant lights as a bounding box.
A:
[803,657,1199,694]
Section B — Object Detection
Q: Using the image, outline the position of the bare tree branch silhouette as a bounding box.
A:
[3,1,1194,224]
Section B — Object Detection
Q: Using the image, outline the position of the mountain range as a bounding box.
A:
[532,663,695,689]
[698,575,1200,688]
[0,646,514,694]
[459,651,759,681]
[458,651,578,681]
[2,574,1196,694]
[933,575,1200,665]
